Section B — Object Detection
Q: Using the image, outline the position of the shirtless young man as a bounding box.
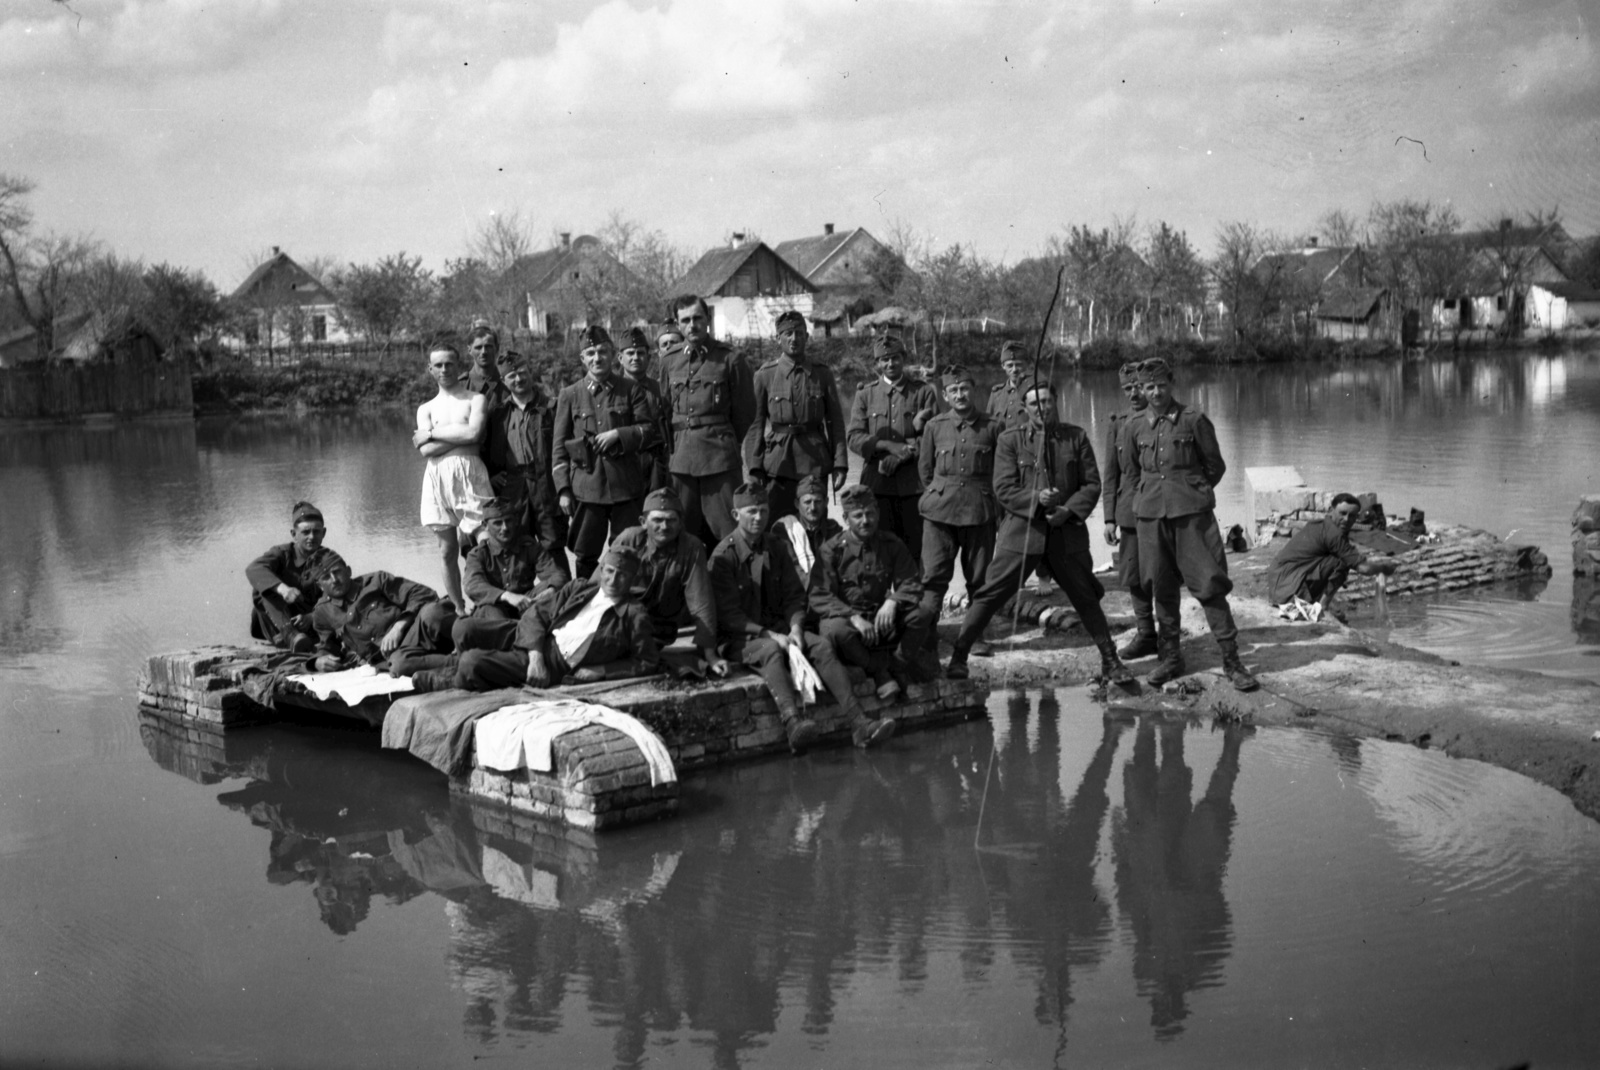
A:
[413,343,493,611]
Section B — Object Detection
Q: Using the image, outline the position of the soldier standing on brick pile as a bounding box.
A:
[944,380,1134,685]
[610,488,729,678]
[440,546,660,691]
[465,324,511,412]
[481,349,567,568]
[553,325,655,580]
[916,366,1000,659]
[617,326,670,492]
[846,332,941,561]
[1101,360,1159,661]
[710,483,895,752]
[450,498,571,655]
[1265,492,1372,623]
[247,500,343,653]
[773,472,843,598]
[1123,358,1258,691]
[308,555,459,676]
[745,309,848,521]
[810,484,937,702]
[659,295,756,546]
[987,340,1031,430]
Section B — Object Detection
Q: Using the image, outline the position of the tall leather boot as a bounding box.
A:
[1145,633,1187,687]
[1218,640,1260,691]
[1118,629,1159,660]
[1095,636,1135,685]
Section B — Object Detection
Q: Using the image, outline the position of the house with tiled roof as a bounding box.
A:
[230,247,349,350]
[506,233,640,337]
[672,238,815,340]
[772,224,903,334]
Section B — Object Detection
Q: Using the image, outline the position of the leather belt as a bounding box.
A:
[672,415,730,430]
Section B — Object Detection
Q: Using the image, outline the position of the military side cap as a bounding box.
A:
[1018,378,1055,400]
[732,482,769,508]
[642,488,684,515]
[774,310,807,336]
[796,473,828,499]
[291,500,323,524]
[839,484,877,511]
[577,324,613,350]
[495,349,526,371]
[940,365,975,387]
[1117,360,1143,384]
[601,545,641,571]
[872,333,905,358]
[656,326,683,344]
[1000,340,1026,359]
[1137,357,1173,383]
[481,498,518,521]
[312,551,349,581]
[620,326,651,351]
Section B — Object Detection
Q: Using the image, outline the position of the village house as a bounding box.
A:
[1428,221,1574,336]
[672,238,815,340]
[771,224,901,335]
[229,248,349,352]
[1252,240,1371,339]
[507,233,640,338]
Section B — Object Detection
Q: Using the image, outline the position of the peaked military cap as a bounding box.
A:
[839,484,877,511]
[774,310,807,337]
[796,473,829,500]
[577,325,613,350]
[872,333,905,359]
[732,482,769,508]
[642,487,684,515]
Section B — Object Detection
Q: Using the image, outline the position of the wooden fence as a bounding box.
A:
[0,358,194,421]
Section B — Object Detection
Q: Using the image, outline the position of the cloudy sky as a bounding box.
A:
[3,0,1595,289]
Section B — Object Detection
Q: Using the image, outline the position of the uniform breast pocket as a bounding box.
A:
[971,445,993,476]
[1170,435,1197,467]
[772,391,794,421]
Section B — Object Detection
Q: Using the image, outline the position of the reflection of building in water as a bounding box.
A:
[1113,717,1245,1040]
[1575,578,1600,644]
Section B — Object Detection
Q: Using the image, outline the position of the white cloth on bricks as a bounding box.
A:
[785,643,824,706]
[288,664,416,703]
[472,698,677,786]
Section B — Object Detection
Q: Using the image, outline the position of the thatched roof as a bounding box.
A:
[1316,287,1386,322]
[853,306,927,328]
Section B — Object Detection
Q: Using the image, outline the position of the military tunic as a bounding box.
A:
[846,375,941,558]
[610,526,717,652]
[915,409,1000,616]
[659,340,756,542]
[745,355,847,519]
[1101,410,1154,636]
[809,528,934,669]
[1123,399,1238,644]
[481,386,565,560]
[453,533,572,653]
[454,579,660,690]
[468,365,511,413]
[951,419,1113,656]
[310,570,456,674]
[987,379,1031,430]
[552,374,653,579]
[621,370,669,491]
[246,542,341,648]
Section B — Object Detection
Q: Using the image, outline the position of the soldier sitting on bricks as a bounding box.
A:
[810,484,937,701]
[944,379,1134,686]
[711,482,896,753]
[246,500,343,653]
[451,497,570,655]
[610,487,728,678]
[308,555,458,677]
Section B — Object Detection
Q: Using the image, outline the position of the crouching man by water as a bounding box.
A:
[810,484,936,702]
[1265,492,1371,621]
[309,556,458,676]
[436,546,659,691]
[247,500,343,653]
[711,483,896,753]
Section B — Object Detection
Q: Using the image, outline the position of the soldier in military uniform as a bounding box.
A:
[1101,360,1158,659]
[810,484,936,702]
[481,349,566,564]
[916,366,1000,653]
[309,556,458,676]
[246,500,342,652]
[609,487,727,676]
[659,295,756,545]
[465,325,510,412]
[1123,359,1258,691]
[945,381,1134,685]
[986,340,1031,430]
[451,498,571,654]
[744,309,848,521]
[552,325,655,579]
[773,472,842,595]
[618,326,669,492]
[846,332,940,560]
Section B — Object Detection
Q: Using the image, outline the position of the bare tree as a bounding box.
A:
[1318,208,1364,249]
[1143,222,1206,340]
[468,209,537,274]
[1366,199,1465,342]
[0,173,103,359]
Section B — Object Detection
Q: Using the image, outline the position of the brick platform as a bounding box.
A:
[137,644,280,728]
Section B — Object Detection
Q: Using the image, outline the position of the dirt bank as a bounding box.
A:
[949,542,1600,822]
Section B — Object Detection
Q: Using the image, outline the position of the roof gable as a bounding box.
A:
[674,242,815,298]
[233,251,336,307]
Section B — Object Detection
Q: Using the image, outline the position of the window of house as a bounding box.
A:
[1496,296,1506,311]
[1443,298,1457,309]
[311,314,327,342]
[244,320,260,345]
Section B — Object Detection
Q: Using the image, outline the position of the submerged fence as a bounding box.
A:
[0,358,194,420]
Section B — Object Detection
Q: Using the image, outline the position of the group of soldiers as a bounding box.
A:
[247,295,1262,757]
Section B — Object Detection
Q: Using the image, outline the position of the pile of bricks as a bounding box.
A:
[1341,526,1552,603]
[137,644,276,729]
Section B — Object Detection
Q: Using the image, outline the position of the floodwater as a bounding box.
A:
[2,348,1599,1067]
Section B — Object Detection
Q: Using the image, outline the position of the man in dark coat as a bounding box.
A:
[618,325,670,492]
[246,500,342,652]
[1123,359,1258,691]
[945,381,1133,685]
[309,556,457,675]
[986,339,1031,430]
[710,484,895,751]
[1101,360,1158,659]
[452,498,571,653]
[609,487,727,676]
[810,484,936,699]
[465,325,510,412]
[916,365,1000,653]
[553,325,655,579]
[1266,493,1368,617]
[481,349,566,564]
[846,332,941,559]
[659,295,756,545]
[441,546,659,691]
[745,309,848,520]
[772,472,842,597]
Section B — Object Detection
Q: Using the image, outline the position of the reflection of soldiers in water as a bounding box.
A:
[1113,717,1245,1040]
[1573,577,1600,645]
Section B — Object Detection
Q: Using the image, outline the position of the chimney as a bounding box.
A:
[731,232,746,249]
[1306,236,1318,248]
[560,232,572,249]
[271,245,281,257]
[823,223,835,236]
